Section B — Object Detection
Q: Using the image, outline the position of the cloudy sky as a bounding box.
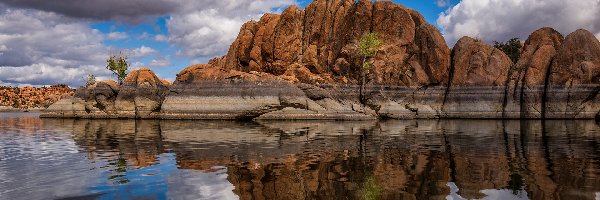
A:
[0,0,599,87]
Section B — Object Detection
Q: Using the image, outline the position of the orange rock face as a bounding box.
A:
[517,27,564,86]
[0,85,75,109]
[550,29,600,85]
[212,0,451,87]
[174,64,280,84]
[450,37,512,87]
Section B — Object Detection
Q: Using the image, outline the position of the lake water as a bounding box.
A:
[0,112,599,200]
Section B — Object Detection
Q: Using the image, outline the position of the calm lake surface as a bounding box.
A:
[1,113,599,200]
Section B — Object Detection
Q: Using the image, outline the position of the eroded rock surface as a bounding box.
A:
[545,29,600,118]
[161,64,375,120]
[212,0,450,87]
[41,68,169,118]
[505,27,564,118]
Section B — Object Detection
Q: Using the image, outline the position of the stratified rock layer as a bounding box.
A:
[161,64,376,120]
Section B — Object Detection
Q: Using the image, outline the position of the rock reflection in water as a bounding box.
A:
[40,118,600,200]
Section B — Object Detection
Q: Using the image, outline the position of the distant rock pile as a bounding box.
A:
[42,0,600,120]
[0,85,74,110]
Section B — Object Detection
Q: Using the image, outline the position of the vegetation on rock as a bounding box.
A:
[494,38,523,64]
[85,74,96,86]
[358,32,382,102]
[107,52,129,85]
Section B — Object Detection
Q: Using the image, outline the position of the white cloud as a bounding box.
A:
[0,45,6,56]
[149,57,170,67]
[165,0,296,58]
[137,32,150,40]
[436,0,450,7]
[128,46,157,58]
[106,31,128,40]
[154,34,168,42]
[438,0,600,46]
[0,7,111,86]
[0,64,111,86]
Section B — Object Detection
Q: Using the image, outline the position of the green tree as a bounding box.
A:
[358,32,382,103]
[106,52,129,85]
[493,38,523,64]
[85,74,96,86]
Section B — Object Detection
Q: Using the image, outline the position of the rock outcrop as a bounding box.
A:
[505,27,564,118]
[41,68,169,118]
[442,36,513,118]
[114,68,170,118]
[212,0,450,87]
[161,64,375,120]
[0,85,75,109]
[545,29,600,118]
[41,0,600,120]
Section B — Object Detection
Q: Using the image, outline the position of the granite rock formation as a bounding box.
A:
[504,27,564,118]
[211,0,451,87]
[161,64,375,120]
[0,85,74,109]
[41,0,600,120]
[42,68,169,118]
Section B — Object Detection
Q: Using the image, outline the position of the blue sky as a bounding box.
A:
[0,0,599,86]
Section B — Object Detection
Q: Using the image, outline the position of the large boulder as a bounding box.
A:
[212,0,450,87]
[504,27,564,118]
[115,67,170,118]
[443,36,512,118]
[546,29,600,118]
[41,80,119,118]
[449,36,512,87]
[550,29,600,85]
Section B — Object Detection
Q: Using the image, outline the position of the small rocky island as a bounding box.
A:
[42,0,600,120]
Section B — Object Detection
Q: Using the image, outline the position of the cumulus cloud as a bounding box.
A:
[149,57,171,67]
[154,34,168,42]
[0,0,177,23]
[106,32,128,40]
[128,46,157,58]
[165,0,296,58]
[438,0,600,46]
[0,64,111,86]
[436,0,450,7]
[0,7,111,86]
[0,0,298,86]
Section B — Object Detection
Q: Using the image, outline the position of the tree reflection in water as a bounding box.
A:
[37,119,600,200]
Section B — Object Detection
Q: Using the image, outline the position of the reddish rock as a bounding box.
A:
[517,27,564,86]
[174,64,280,84]
[0,85,74,109]
[504,27,564,118]
[214,0,450,87]
[450,37,512,86]
[550,29,600,85]
[545,29,600,118]
[116,68,171,117]
[272,6,304,69]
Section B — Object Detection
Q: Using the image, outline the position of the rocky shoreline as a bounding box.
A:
[41,0,600,120]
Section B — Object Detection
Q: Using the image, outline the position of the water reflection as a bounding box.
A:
[1,113,600,199]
